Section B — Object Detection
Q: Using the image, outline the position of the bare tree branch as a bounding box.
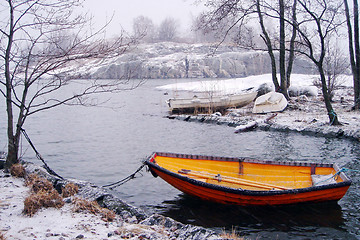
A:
[0,0,142,166]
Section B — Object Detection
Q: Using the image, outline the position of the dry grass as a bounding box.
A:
[220,228,244,240]
[10,163,26,178]
[0,231,6,240]
[23,174,64,216]
[72,198,115,222]
[62,182,79,198]
[116,224,170,239]
[25,174,54,193]
[116,225,153,238]
[22,173,114,222]
[23,189,64,216]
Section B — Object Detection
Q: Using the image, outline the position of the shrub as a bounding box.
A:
[10,163,26,178]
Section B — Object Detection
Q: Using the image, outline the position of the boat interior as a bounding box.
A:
[152,154,342,191]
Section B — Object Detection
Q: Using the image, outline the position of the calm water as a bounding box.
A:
[1,79,360,239]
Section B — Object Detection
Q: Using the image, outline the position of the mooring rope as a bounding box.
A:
[19,127,63,179]
[314,167,359,186]
[339,167,360,174]
[102,163,146,189]
[329,110,337,126]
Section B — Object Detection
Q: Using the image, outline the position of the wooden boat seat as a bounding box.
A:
[178,169,290,191]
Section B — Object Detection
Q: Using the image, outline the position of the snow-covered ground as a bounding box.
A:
[159,74,360,139]
[0,171,175,240]
[157,73,350,95]
[0,171,118,239]
[0,165,220,240]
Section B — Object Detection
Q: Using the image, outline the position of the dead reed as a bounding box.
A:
[25,174,53,193]
[219,228,244,240]
[23,189,64,216]
[23,174,64,216]
[62,182,79,198]
[10,163,26,178]
[72,198,115,222]
[22,173,113,222]
[0,231,6,240]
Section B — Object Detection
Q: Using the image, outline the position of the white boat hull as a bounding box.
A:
[252,92,288,114]
[168,91,257,114]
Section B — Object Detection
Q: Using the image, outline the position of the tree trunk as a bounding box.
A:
[344,0,360,109]
[286,0,297,89]
[256,0,280,91]
[354,0,360,109]
[279,0,289,99]
[317,64,340,125]
[5,1,19,168]
[344,0,357,85]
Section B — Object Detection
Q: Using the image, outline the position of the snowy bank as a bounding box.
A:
[172,98,360,141]
[157,73,342,95]
[0,162,222,240]
[161,74,360,141]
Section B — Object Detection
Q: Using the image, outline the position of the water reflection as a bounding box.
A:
[158,194,349,238]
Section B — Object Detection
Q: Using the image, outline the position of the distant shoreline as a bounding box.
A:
[168,94,360,142]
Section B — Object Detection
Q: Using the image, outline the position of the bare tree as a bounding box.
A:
[322,39,349,102]
[294,0,344,125]
[279,0,287,98]
[191,16,219,43]
[344,0,360,109]
[133,15,156,43]
[0,0,140,168]
[286,0,298,88]
[197,0,297,99]
[158,17,179,42]
[255,0,280,92]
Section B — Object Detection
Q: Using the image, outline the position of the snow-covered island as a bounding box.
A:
[69,42,360,140]
[65,41,360,139]
[71,42,315,80]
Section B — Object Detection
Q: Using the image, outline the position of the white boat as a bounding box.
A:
[252,92,288,114]
[167,91,257,114]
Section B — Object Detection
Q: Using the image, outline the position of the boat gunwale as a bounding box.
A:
[167,91,257,112]
[145,152,352,197]
[167,91,257,102]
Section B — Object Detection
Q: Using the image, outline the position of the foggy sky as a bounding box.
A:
[83,0,205,35]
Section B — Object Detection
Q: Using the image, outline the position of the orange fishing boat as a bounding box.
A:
[145,152,351,206]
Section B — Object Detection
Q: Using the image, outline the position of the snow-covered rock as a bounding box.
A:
[72,42,315,80]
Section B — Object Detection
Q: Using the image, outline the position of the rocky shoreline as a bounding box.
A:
[0,161,222,240]
[169,95,360,141]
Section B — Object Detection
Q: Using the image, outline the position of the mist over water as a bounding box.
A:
[1,78,359,239]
